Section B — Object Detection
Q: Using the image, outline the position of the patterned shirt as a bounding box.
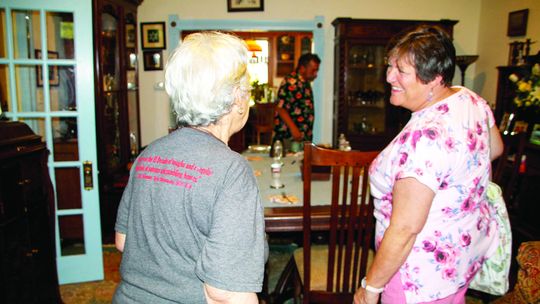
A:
[273,71,314,141]
[369,87,500,302]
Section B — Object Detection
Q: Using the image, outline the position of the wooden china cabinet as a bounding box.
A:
[494,54,540,247]
[0,121,60,303]
[494,60,539,129]
[274,32,313,77]
[332,18,457,150]
[93,0,143,241]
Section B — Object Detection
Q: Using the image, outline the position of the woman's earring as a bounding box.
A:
[427,89,434,102]
[238,108,244,115]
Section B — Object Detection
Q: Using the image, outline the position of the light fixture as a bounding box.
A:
[245,39,262,58]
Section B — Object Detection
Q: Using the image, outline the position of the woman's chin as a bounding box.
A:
[389,97,402,107]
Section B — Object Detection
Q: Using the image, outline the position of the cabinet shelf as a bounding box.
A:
[348,103,385,109]
[348,64,381,70]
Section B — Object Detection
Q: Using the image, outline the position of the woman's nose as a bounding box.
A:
[386,67,395,83]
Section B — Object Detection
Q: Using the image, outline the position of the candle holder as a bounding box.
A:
[456,55,479,86]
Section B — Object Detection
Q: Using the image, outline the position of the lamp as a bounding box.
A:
[456,55,479,86]
[245,39,262,58]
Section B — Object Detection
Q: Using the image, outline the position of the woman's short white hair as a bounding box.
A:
[165,31,250,126]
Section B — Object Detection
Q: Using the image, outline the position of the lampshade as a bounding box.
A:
[245,39,262,52]
[456,55,479,86]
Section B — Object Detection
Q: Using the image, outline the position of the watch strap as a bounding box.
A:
[361,277,384,294]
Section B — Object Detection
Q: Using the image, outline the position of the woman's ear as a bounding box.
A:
[432,74,444,87]
[231,87,246,114]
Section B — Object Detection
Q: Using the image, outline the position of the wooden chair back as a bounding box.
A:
[253,102,276,145]
[301,142,379,303]
[492,132,527,209]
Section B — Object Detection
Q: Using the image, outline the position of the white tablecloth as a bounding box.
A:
[244,152,334,208]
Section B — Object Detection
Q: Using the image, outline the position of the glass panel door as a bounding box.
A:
[0,0,103,284]
[346,43,387,136]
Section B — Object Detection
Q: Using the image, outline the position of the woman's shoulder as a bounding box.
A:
[449,86,490,108]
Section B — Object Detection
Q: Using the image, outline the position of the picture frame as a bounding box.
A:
[143,50,163,71]
[140,22,166,49]
[499,112,511,132]
[530,124,540,145]
[227,0,264,12]
[507,9,528,37]
[512,120,529,134]
[125,23,136,48]
[35,49,59,87]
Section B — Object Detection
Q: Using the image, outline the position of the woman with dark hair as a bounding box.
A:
[354,25,504,304]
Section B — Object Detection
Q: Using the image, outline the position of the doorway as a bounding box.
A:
[167,15,325,143]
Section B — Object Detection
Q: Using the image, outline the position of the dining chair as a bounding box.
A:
[492,131,527,211]
[253,102,276,145]
[278,142,379,304]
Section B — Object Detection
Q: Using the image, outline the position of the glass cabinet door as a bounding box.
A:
[100,7,121,172]
[125,12,140,158]
[276,34,295,76]
[346,43,387,136]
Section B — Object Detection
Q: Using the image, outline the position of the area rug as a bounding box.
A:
[58,244,487,304]
[59,245,121,304]
[59,244,296,304]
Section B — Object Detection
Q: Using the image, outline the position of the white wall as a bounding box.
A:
[477,0,540,105]
[137,0,484,146]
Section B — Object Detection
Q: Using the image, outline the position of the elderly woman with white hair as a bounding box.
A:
[113,31,267,304]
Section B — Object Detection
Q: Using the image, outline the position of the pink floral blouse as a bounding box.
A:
[369,87,500,302]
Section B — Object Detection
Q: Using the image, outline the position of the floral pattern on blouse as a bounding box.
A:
[273,72,314,141]
[369,87,500,303]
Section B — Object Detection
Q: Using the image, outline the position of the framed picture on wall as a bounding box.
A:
[143,50,163,71]
[507,9,528,37]
[227,0,264,12]
[141,22,166,49]
[35,49,59,87]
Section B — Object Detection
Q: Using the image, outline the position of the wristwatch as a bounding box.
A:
[361,277,385,294]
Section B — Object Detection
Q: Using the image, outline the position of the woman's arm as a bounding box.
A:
[489,125,504,161]
[354,177,435,304]
[115,232,126,252]
[204,283,258,304]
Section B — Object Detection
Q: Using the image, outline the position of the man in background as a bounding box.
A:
[273,53,320,145]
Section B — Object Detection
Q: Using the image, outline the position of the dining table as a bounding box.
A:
[244,151,338,233]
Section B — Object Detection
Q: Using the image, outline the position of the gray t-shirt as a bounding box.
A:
[113,127,267,304]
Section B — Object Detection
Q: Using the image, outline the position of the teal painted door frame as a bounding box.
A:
[167,15,325,143]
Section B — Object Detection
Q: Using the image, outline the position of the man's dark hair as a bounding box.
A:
[296,53,321,71]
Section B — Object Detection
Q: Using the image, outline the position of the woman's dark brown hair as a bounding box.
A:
[387,25,456,86]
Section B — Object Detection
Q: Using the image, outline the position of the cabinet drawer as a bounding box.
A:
[0,153,46,224]
[0,216,38,303]
[0,162,26,224]
[18,153,47,210]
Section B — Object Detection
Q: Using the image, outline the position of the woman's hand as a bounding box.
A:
[353,288,380,304]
